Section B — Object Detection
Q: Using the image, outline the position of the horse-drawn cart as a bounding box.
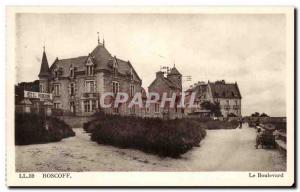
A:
[260,130,276,149]
[256,125,276,149]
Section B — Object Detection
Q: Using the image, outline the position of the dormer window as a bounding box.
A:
[113,58,118,76]
[54,69,59,78]
[86,65,94,76]
[86,57,94,76]
[70,68,74,78]
[130,68,134,80]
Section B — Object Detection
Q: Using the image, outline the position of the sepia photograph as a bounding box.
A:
[6,6,294,187]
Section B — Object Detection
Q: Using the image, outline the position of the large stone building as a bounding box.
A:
[147,66,184,119]
[185,80,242,118]
[38,39,143,116]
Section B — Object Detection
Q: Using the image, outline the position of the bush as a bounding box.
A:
[86,114,206,158]
[15,113,75,145]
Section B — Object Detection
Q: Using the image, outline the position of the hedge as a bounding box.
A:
[15,113,75,145]
[85,113,206,158]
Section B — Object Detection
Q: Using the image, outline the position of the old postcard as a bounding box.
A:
[6,6,294,187]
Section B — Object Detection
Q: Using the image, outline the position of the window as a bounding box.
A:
[70,101,75,113]
[70,68,74,78]
[84,100,90,112]
[112,81,120,94]
[113,66,117,76]
[54,84,60,96]
[70,83,75,96]
[112,59,118,76]
[130,84,135,97]
[86,65,94,76]
[91,100,97,111]
[146,107,150,113]
[54,103,60,109]
[85,81,95,93]
[130,106,135,114]
[54,70,59,78]
[154,103,160,113]
[84,100,97,113]
[39,84,44,93]
[235,100,238,105]
[113,107,119,114]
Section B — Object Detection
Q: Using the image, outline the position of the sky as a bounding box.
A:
[15,13,287,116]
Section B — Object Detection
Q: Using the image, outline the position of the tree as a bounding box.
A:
[260,113,269,117]
[251,112,260,117]
[201,101,222,117]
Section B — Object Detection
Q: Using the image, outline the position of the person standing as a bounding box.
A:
[239,118,243,129]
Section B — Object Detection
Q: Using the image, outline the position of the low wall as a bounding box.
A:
[56,116,96,128]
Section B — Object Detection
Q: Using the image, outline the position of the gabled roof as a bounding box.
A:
[38,51,50,77]
[208,82,242,99]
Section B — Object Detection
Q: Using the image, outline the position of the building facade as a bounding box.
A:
[38,40,143,116]
[185,80,242,118]
[147,66,184,119]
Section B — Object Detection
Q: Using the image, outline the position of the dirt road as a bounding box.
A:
[16,124,286,172]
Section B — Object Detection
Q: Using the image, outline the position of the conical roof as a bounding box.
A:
[38,51,50,78]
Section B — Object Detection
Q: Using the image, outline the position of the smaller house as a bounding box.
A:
[147,66,184,119]
[185,80,242,118]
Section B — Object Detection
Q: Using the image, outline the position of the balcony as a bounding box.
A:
[83,92,99,98]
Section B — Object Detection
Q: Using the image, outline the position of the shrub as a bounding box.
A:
[15,113,75,145]
[87,114,206,158]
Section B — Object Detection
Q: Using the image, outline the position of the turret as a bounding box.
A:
[167,65,182,90]
[38,46,50,93]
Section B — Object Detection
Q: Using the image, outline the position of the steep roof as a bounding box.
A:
[164,77,181,89]
[90,44,112,71]
[208,82,242,99]
[49,44,141,81]
[38,51,50,77]
[148,74,181,90]
[50,56,88,77]
[168,67,181,76]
